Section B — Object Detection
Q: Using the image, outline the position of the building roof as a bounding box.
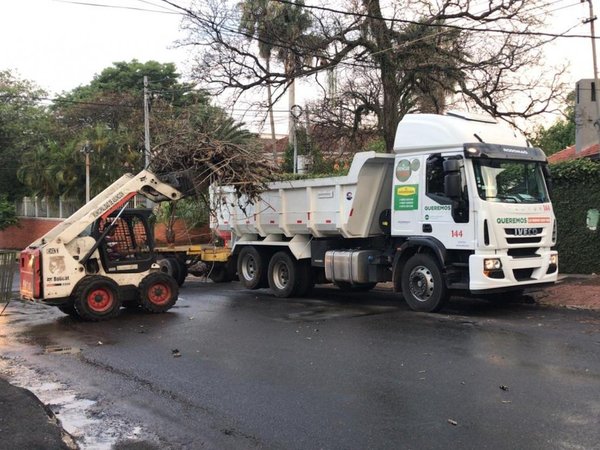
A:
[547,143,600,163]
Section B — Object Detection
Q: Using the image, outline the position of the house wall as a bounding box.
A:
[0,218,63,250]
[0,218,212,250]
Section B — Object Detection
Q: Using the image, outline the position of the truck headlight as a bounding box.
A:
[550,254,558,265]
[484,258,502,270]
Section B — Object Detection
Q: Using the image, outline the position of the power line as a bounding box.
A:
[52,0,182,14]
[267,0,594,40]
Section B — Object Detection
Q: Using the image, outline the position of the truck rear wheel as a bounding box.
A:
[237,246,268,289]
[296,260,315,297]
[73,276,121,321]
[268,251,302,298]
[159,257,186,286]
[139,272,179,313]
[401,254,448,312]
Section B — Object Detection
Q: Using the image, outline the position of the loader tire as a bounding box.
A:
[139,272,179,313]
[73,276,121,321]
[58,304,79,318]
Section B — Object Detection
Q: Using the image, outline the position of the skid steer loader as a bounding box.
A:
[20,170,186,321]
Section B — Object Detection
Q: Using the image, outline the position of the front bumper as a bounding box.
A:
[469,250,558,292]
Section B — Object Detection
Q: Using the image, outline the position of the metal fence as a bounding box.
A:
[15,195,149,219]
[0,251,18,302]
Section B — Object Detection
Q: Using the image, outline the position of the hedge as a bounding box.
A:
[550,158,600,274]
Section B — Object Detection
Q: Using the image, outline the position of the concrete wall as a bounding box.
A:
[0,218,63,250]
[576,79,600,152]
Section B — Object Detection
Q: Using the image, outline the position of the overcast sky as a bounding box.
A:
[0,0,594,131]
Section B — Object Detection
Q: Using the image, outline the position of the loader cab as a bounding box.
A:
[92,209,156,274]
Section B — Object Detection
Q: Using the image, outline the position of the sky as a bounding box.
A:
[0,0,595,133]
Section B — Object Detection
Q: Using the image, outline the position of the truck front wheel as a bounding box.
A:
[237,246,268,289]
[401,254,448,312]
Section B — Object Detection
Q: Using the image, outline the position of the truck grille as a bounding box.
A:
[513,268,534,281]
[505,228,543,245]
[507,248,539,258]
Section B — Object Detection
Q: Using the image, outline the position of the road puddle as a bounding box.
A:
[0,354,151,449]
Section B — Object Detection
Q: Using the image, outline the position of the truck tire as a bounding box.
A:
[73,276,122,321]
[268,251,302,298]
[159,257,185,286]
[139,272,179,313]
[296,260,315,297]
[401,254,448,312]
[176,260,188,286]
[237,246,268,289]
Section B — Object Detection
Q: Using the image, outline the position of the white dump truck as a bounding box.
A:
[213,112,558,312]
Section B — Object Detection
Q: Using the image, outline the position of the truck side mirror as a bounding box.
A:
[443,159,463,199]
[444,173,462,198]
[542,164,553,197]
[443,159,462,172]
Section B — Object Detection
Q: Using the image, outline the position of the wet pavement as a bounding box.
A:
[1,278,600,449]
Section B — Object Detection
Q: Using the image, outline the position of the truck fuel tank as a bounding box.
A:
[324,250,381,284]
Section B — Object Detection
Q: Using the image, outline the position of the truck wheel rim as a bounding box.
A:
[87,288,113,312]
[272,261,289,290]
[148,282,171,305]
[242,256,256,281]
[408,266,434,302]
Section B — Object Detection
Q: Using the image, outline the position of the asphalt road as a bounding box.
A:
[1,279,599,449]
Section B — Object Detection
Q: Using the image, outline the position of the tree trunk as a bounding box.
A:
[266,57,277,164]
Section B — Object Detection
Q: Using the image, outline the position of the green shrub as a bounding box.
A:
[550,159,600,273]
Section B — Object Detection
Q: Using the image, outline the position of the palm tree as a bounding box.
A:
[239,0,313,160]
[239,0,278,162]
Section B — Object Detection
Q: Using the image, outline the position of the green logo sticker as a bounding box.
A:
[394,184,419,211]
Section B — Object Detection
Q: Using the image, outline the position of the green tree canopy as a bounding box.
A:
[530,92,576,156]
[0,70,56,200]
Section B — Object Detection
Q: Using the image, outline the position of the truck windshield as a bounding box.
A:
[472,159,549,203]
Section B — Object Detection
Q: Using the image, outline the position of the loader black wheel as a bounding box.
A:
[73,276,121,321]
[237,246,268,289]
[139,272,179,313]
[58,304,79,318]
[401,254,448,312]
[268,251,303,298]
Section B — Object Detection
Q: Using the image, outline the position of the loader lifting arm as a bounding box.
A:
[28,170,184,250]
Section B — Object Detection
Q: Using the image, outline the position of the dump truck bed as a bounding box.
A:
[212,152,396,239]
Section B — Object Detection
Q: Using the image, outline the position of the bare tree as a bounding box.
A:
[164,0,567,152]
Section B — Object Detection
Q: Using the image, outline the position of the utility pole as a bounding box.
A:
[80,140,93,203]
[584,0,600,140]
[290,105,303,174]
[143,76,152,208]
[143,75,151,169]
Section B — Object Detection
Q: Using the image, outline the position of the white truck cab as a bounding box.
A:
[213,112,558,312]
[391,112,557,296]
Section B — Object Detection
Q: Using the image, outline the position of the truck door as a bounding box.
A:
[421,154,474,250]
[391,155,424,236]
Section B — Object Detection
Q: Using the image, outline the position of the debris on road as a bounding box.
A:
[448,419,458,426]
[499,385,509,391]
[172,349,182,358]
